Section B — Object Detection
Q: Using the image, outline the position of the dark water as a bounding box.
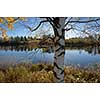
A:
[0,45,100,67]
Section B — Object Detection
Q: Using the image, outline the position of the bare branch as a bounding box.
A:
[45,17,55,28]
[64,17,72,27]
[21,20,49,32]
[64,27,72,31]
[69,18,100,23]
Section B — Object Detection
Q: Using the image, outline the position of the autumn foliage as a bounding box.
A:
[0,17,25,41]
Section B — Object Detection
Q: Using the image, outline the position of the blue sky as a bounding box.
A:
[0,17,100,39]
[5,17,54,38]
[7,17,40,37]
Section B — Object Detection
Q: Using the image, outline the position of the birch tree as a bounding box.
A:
[21,17,100,82]
[1,17,100,82]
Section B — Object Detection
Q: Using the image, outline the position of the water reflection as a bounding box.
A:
[0,45,33,51]
[0,45,100,67]
[65,46,100,55]
[1,45,100,55]
[0,45,54,52]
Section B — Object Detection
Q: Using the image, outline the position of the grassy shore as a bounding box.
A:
[0,63,54,83]
[64,65,100,83]
[0,63,100,83]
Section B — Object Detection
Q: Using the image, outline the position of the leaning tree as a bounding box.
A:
[0,17,100,82]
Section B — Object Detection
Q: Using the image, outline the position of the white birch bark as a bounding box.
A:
[53,17,66,82]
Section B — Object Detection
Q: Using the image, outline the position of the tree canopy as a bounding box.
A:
[1,17,100,41]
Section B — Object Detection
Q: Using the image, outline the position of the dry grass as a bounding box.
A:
[0,64,54,83]
[0,63,100,83]
[64,66,100,83]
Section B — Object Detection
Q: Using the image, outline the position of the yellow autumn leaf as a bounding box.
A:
[5,17,14,23]
[2,36,9,41]
[0,27,9,41]
[7,23,13,29]
[0,18,4,23]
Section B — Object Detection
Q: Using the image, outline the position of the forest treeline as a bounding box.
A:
[65,37,100,46]
[0,36,34,45]
[0,35,100,46]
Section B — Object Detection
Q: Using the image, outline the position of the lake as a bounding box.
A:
[0,45,100,67]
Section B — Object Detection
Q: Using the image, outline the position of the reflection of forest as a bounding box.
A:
[0,45,33,51]
[65,46,100,55]
[0,45,100,55]
[0,45,54,52]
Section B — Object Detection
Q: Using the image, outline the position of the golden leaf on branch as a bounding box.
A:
[0,18,4,23]
[2,32,9,41]
[7,23,13,30]
[5,17,15,23]
[0,17,26,39]
[0,27,9,41]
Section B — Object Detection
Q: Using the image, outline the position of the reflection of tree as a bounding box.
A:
[98,46,100,54]
[83,46,99,55]
[93,46,97,55]
[84,46,93,54]
[42,47,53,53]
[0,45,46,52]
[65,46,100,55]
[79,50,82,54]
[1,45,100,55]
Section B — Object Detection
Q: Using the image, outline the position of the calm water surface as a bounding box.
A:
[0,46,100,67]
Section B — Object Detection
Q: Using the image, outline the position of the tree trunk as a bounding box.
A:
[53,17,66,82]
